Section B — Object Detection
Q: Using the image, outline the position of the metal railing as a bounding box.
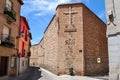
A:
[0,34,15,47]
[4,7,16,21]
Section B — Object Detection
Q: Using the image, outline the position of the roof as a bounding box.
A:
[18,0,24,5]
[56,2,83,10]
[32,43,39,46]
[21,16,30,30]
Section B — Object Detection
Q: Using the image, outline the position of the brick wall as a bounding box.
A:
[83,5,108,75]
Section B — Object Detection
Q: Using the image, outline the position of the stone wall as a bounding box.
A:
[30,45,39,67]
[43,16,58,74]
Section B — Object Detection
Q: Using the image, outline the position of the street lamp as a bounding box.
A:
[16,31,24,39]
[107,0,116,26]
[107,10,116,26]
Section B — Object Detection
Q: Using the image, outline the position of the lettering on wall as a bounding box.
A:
[64,6,77,72]
[65,38,75,70]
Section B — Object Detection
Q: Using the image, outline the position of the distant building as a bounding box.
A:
[105,0,120,80]
[31,2,109,76]
[19,16,32,74]
[0,0,23,77]
[30,44,39,67]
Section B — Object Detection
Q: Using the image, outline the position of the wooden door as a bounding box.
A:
[0,57,9,77]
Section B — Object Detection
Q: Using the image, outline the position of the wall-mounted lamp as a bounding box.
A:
[97,58,101,64]
[107,10,116,26]
[16,31,24,39]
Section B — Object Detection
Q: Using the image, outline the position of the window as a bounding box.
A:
[2,26,10,41]
[25,30,27,41]
[6,0,12,11]
[21,26,24,32]
[21,26,24,37]
[22,42,25,57]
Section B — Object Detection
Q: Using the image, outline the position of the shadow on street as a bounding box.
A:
[9,66,42,80]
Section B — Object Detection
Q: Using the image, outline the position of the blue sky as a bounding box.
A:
[21,0,106,45]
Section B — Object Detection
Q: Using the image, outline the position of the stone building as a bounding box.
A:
[105,0,120,80]
[30,44,40,67]
[0,0,23,77]
[30,37,45,68]
[31,2,109,76]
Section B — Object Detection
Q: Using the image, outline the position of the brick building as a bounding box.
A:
[18,16,32,74]
[0,0,23,77]
[106,0,120,80]
[31,2,109,76]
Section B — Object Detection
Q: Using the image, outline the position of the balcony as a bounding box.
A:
[0,34,15,48]
[24,51,31,57]
[4,7,16,22]
[27,52,31,57]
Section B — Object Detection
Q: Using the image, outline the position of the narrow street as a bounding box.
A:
[9,67,42,80]
[7,67,108,80]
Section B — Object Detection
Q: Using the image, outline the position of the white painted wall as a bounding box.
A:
[106,0,120,80]
[108,35,120,80]
[19,57,28,74]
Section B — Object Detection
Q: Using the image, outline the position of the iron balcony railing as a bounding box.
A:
[27,51,31,57]
[4,7,16,21]
[0,34,15,48]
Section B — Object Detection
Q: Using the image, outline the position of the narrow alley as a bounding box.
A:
[9,67,42,80]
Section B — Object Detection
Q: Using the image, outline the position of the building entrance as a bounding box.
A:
[0,56,9,77]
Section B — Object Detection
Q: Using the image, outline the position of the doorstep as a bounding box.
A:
[0,76,8,80]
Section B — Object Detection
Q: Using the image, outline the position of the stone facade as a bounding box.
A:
[30,44,39,67]
[0,0,23,77]
[106,0,120,80]
[31,3,108,76]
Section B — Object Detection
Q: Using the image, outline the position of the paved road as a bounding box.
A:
[7,67,108,80]
[40,68,108,80]
[9,67,42,80]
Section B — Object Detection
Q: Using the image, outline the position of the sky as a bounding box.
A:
[21,0,106,45]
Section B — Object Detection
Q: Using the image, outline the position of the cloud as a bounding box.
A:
[21,0,71,16]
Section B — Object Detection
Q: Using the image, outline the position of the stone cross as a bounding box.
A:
[64,6,78,25]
